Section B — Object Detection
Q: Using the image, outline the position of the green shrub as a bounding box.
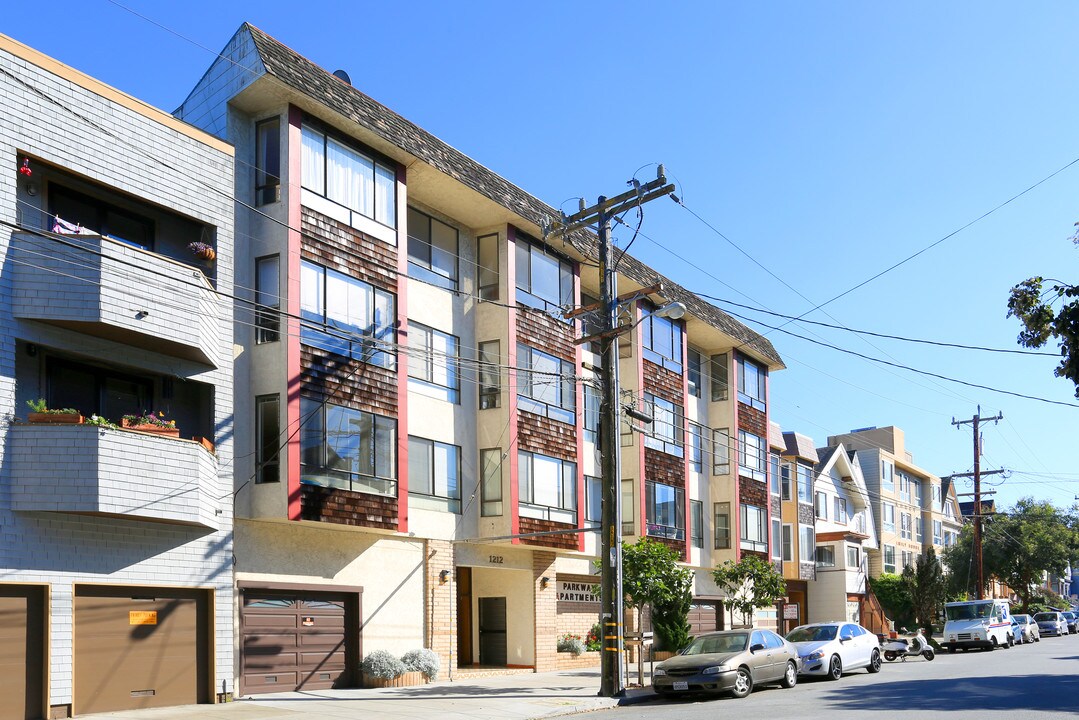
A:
[401,648,440,681]
[361,649,405,680]
[557,633,585,656]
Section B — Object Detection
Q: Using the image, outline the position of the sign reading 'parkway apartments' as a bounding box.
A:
[557,581,600,604]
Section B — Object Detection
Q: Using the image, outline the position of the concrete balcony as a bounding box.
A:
[8,424,220,529]
[10,232,219,366]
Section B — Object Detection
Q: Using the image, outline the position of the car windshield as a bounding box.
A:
[1034,613,1056,621]
[1013,615,1029,623]
[683,633,748,655]
[1064,613,1076,619]
[786,625,838,642]
[945,602,993,620]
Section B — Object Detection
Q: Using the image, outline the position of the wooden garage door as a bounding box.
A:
[241,590,353,695]
[0,585,45,720]
[73,586,209,716]
[688,601,721,636]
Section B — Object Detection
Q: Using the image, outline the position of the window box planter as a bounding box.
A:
[362,671,428,689]
[28,412,84,424]
[121,418,180,437]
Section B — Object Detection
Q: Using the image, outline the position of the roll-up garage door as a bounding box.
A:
[0,585,45,720]
[240,590,355,695]
[73,586,210,715]
[688,601,721,636]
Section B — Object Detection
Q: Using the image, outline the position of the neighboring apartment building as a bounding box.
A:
[826,426,945,579]
[1,34,235,718]
[770,426,818,632]
[807,443,880,627]
[175,23,783,694]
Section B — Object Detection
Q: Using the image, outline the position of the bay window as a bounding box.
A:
[301,124,396,228]
[646,482,685,541]
[300,397,396,496]
[816,546,836,568]
[518,451,577,523]
[738,429,766,481]
[736,355,766,410]
[300,260,395,368]
[517,344,575,424]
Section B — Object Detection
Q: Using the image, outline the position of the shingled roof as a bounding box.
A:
[245,24,782,367]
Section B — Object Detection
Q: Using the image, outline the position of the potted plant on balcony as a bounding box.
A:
[121,410,180,437]
[188,241,216,262]
[26,398,83,424]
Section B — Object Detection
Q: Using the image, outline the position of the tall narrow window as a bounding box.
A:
[480,448,503,516]
[255,255,280,343]
[881,460,895,492]
[408,323,460,403]
[515,235,573,315]
[714,502,731,549]
[478,340,501,409]
[255,117,281,205]
[584,384,600,445]
[687,348,703,397]
[769,452,780,495]
[585,475,602,523]
[688,423,704,473]
[713,428,730,475]
[771,518,782,560]
[407,207,459,290]
[781,463,792,501]
[710,353,729,402]
[799,524,816,563]
[736,355,767,411]
[641,311,683,373]
[255,394,280,483]
[622,480,635,535]
[782,524,793,562]
[478,233,499,300]
[408,436,461,512]
[691,500,704,548]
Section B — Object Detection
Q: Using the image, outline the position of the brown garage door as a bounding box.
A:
[241,590,356,695]
[688,601,722,636]
[0,585,45,720]
[73,586,209,716]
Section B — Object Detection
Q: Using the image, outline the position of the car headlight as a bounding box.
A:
[802,650,825,661]
[702,665,730,675]
[653,668,667,677]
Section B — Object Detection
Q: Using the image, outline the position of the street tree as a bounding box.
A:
[617,538,693,649]
[867,573,914,629]
[902,547,947,639]
[711,555,786,627]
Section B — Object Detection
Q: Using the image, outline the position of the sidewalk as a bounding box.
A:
[80,668,661,720]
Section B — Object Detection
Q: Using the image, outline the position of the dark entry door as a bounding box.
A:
[456,568,473,666]
[478,597,507,666]
[0,585,45,720]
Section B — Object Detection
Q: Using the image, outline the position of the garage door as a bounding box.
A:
[688,601,722,636]
[0,585,45,720]
[73,586,209,716]
[241,590,355,695]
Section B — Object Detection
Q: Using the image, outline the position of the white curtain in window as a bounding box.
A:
[327,138,373,216]
[532,454,560,508]
[301,127,325,195]
[374,164,396,225]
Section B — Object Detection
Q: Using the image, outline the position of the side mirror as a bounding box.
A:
[839,636,851,643]
[750,643,765,653]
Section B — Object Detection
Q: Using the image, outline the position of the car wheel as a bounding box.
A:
[884,650,898,662]
[827,655,843,681]
[730,667,753,699]
[946,646,956,654]
[867,649,882,673]
[1006,634,1014,648]
[989,637,998,651]
[781,661,797,688]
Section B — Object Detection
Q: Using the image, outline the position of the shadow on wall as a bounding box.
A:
[822,674,1079,715]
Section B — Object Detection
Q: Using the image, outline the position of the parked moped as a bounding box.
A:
[881,629,935,662]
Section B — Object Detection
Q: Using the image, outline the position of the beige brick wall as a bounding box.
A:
[425,539,457,673]
[533,551,558,671]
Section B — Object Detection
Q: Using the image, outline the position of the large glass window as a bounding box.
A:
[407,207,458,289]
[688,422,705,473]
[515,235,573,315]
[687,348,703,397]
[641,311,683,373]
[584,384,600,445]
[781,462,792,500]
[691,499,704,548]
[881,460,895,493]
[782,524,793,562]
[646,482,685,541]
[50,184,154,250]
[255,394,280,483]
[408,323,459,403]
[710,353,729,402]
[796,463,814,504]
[771,518,782,560]
[300,397,396,496]
[740,504,768,552]
[736,355,767,410]
[255,255,280,343]
[883,544,896,574]
[301,124,396,227]
[478,233,499,300]
[799,524,816,563]
[518,451,576,523]
[255,117,281,205]
[478,341,501,410]
[738,430,766,481]
[517,344,575,424]
[713,428,730,475]
[300,259,395,368]
[714,502,731,549]
[408,436,461,512]
[883,503,896,533]
[643,393,683,457]
[585,475,602,523]
[480,448,503,516]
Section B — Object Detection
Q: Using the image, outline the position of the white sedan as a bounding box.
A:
[786,622,883,680]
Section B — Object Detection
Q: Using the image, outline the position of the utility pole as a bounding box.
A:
[546,167,675,698]
[951,406,1003,600]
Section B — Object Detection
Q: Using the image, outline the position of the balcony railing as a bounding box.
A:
[10,232,220,366]
[8,423,220,529]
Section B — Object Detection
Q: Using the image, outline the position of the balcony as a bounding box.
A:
[10,232,219,366]
[8,424,220,529]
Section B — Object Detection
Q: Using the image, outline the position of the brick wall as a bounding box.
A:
[425,539,456,672]
[299,485,398,530]
[533,551,558,671]
[519,517,578,551]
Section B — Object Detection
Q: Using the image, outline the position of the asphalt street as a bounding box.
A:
[596,635,1079,719]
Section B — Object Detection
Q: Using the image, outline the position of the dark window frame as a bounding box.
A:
[300,120,397,229]
[408,435,462,512]
[407,206,459,290]
[299,396,397,497]
[255,116,281,206]
[299,259,396,369]
[255,394,280,483]
[255,254,281,343]
[514,233,574,317]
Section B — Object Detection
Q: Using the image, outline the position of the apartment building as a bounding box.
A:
[826,426,947,579]
[1,34,235,718]
[770,427,818,632]
[176,23,783,692]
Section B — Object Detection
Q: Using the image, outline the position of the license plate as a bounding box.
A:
[673,681,688,691]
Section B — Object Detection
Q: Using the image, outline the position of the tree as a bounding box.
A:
[867,573,914,630]
[617,538,693,648]
[711,555,786,627]
[941,525,980,599]
[651,586,692,652]
[1007,243,1079,396]
[902,548,947,640]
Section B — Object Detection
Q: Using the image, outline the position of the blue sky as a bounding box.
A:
[7,1,1079,509]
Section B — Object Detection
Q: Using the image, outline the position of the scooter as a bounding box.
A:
[881,629,935,662]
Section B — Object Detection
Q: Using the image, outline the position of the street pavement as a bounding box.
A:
[600,633,1079,720]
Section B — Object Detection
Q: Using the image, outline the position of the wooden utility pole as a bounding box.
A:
[546,167,675,698]
[951,407,1003,600]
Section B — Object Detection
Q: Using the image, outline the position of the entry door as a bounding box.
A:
[0,585,45,720]
[478,597,507,666]
[456,568,473,666]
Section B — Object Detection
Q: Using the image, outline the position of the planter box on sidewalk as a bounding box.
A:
[363,671,429,689]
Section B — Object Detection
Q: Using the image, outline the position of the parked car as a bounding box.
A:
[1034,612,1069,637]
[1062,611,1079,634]
[1010,617,1026,645]
[1012,614,1041,643]
[786,622,882,679]
[652,629,799,698]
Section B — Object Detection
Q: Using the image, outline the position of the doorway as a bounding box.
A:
[478,597,507,666]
